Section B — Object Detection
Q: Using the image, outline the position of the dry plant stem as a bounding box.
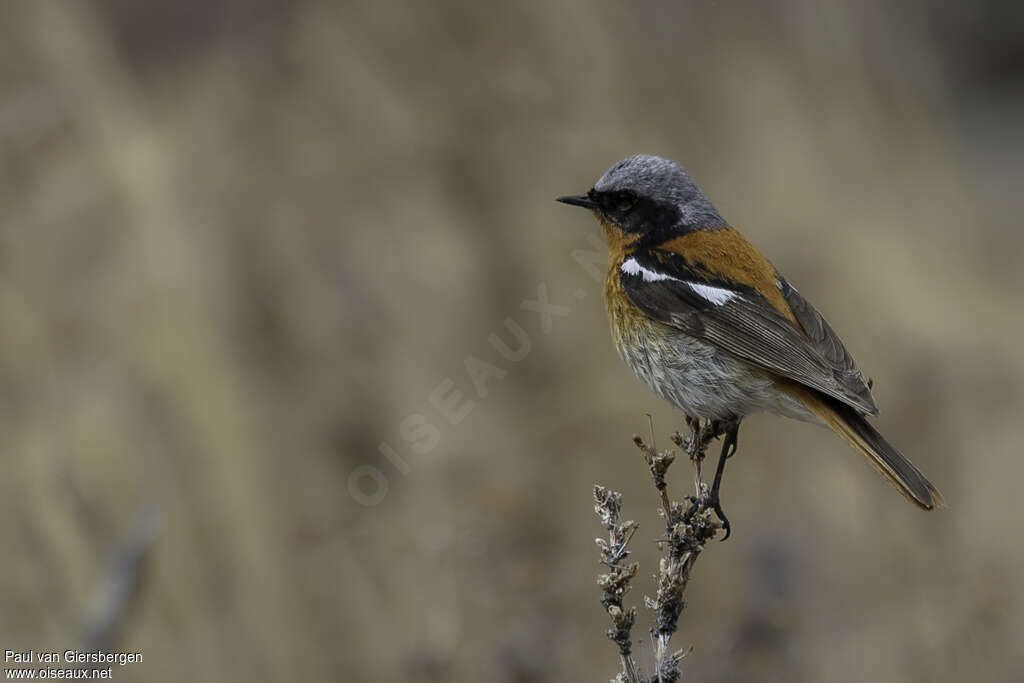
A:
[597,419,722,683]
[633,435,674,521]
[593,486,644,683]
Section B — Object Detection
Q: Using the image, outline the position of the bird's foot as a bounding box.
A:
[706,490,731,541]
[708,418,740,541]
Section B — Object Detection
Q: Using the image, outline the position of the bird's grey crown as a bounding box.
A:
[594,154,726,228]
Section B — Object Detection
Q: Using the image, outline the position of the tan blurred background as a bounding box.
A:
[2,1,1023,681]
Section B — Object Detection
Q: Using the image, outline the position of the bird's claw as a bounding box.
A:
[709,495,731,541]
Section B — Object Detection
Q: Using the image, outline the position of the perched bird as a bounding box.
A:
[557,154,942,535]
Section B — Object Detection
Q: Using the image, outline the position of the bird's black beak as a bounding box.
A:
[556,193,598,210]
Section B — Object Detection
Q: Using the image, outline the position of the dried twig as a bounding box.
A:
[594,485,643,682]
[594,419,725,682]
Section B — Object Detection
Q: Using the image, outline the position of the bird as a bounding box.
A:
[557,154,942,536]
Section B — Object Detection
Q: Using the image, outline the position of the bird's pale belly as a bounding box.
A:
[610,312,815,422]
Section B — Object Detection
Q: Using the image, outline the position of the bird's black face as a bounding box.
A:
[557,155,727,245]
[556,188,683,239]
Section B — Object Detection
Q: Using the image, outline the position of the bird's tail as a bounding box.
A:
[795,388,944,510]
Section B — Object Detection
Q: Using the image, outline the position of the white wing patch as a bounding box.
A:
[621,257,738,306]
[686,282,737,306]
[620,257,679,282]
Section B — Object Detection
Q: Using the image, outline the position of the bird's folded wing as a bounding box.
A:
[620,249,878,415]
[776,277,876,413]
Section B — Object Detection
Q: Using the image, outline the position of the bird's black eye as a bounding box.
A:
[616,191,637,213]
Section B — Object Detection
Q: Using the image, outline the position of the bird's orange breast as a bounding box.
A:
[604,251,649,347]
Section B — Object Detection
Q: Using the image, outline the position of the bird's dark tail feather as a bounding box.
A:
[798,389,944,510]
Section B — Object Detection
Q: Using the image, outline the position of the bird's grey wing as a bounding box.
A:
[776,277,876,413]
[620,250,878,415]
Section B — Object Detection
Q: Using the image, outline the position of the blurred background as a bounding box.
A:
[2,1,1023,681]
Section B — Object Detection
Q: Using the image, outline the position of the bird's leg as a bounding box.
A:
[682,417,727,521]
[708,418,741,541]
